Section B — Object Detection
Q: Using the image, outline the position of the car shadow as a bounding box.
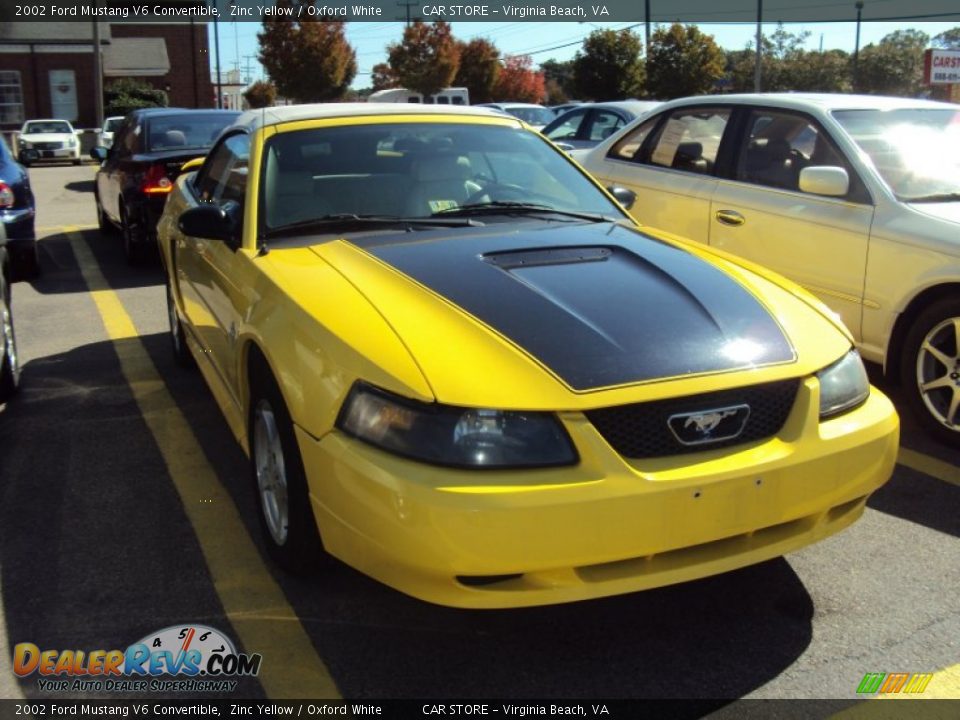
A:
[865,362,960,540]
[64,180,95,194]
[26,227,164,294]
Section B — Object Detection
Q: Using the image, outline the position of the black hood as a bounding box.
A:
[348,222,796,391]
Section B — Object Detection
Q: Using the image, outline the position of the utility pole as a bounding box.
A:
[396,0,418,26]
[753,0,763,93]
[92,16,104,129]
[214,11,222,108]
[644,0,650,50]
[242,55,257,84]
[853,1,864,90]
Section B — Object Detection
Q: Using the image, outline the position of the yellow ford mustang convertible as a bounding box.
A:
[157,104,898,608]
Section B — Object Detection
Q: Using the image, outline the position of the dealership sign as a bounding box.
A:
[924,49,960,85]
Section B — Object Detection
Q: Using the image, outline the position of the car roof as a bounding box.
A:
[234,103,520,131]
[23,119,74,125]
[661,93,958,112]
[587,100,661,113]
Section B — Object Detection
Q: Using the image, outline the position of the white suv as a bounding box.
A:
[577,93,960,445]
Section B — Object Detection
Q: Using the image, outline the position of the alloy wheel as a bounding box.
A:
[253,398,290,546]
[916,316,960,430]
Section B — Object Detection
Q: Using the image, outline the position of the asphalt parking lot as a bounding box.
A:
[1,163,958,711]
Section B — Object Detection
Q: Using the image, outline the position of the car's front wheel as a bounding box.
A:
[0,283,20,403]
[249,359,324,573]
[901,298,960,446]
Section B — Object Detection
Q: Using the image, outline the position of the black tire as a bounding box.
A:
[10,242,40,281]
[900,298,960,447]
[248,356,324,573]
[72,158,82,166]
[95,192,116,235]
[0,283,20,403]
[166,282,194,368]
[120,204,146,265]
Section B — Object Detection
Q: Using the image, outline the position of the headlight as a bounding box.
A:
[336,383,578,469]
[19,141,32,150]
[817,350,869,419]
[67,137,77,148]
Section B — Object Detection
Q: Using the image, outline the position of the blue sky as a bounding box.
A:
[208,20,959,89]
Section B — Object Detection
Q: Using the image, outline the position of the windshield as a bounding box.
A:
[261,122,625,231]
[833,108,960,201]
[504,107,556,126]
[146,113,238,152]
[24,121,72,134]
[104,117,124,132]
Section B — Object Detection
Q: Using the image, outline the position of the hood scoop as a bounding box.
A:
[484,247,612,270]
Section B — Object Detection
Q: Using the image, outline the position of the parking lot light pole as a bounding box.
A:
[754,0,763,92]
[853,1,864,90]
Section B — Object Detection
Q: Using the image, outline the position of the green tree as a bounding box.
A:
[387,21,461,98]
[784,49,851,92]
[243,80,277,109]
[646,23,725,99]
[856,29,930,96]
[541,59,576,99]
[257,3,357,103]
[103,78,167,117]
[932,27,960,49]
[572,29,645,100]
[454,38,501,104]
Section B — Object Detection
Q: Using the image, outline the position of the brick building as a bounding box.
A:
[0,21,214,131]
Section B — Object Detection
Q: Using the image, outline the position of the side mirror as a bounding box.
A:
[607,185,636,211]
[799,166,849,197]
[555,142,575,153]
[90,146,108,162]
[178,202,240,245]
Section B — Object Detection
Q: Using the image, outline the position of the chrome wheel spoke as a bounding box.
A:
[921,340,954,370]
[948,391,960,427]
[254,399,290,545]
[921,374,954,393]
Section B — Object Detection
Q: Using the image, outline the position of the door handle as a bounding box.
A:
[715,209,745,227]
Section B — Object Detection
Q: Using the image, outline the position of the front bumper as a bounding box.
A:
[19,146,80,162]
[1,207,36,240]
[297,379,898,608]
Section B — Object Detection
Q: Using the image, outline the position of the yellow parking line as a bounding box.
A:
[66,228,340,700]
[897,448,960,488]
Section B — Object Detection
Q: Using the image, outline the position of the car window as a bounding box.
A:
[117,118,139,157]
[260,122,625,230]
[644,108,730,175]
[607,115,660,161]
[23,121,71,134]
[736,110,863,200]
[104,117,124,132]
[545,110,587,141]
[194,133,249,208]
[586,111,625,142]
[145,113,237,153]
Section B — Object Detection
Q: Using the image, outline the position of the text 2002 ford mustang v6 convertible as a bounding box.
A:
[157,104,898,608]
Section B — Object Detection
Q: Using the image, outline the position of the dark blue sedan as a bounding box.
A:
[0,134,38,279]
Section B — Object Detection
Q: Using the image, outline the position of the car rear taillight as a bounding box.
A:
[142,164,173,195]
[0,182,13,208]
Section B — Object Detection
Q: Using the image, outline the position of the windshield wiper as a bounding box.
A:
[432,201,616,223]
[266,213,483,239]
[901,192,960,203]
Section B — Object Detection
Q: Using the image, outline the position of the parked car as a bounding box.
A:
[97,116,125,149]
[576,93,960,445]
[549,101,586,116]
[0,134,38,279]
[92,108,240,263]
[474,103,556,130]
[157,102,897,608]
[17,119,82,166]
[543,101,661,151]
[0,224,20,404]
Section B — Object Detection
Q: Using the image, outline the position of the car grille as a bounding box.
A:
[35,142,63,150]
[584,379,800,459]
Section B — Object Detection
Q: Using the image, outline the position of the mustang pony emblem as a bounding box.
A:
[668,404,751,446]
[684,409,739,434]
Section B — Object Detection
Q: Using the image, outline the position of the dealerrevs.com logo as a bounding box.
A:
[13,624,262,693]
